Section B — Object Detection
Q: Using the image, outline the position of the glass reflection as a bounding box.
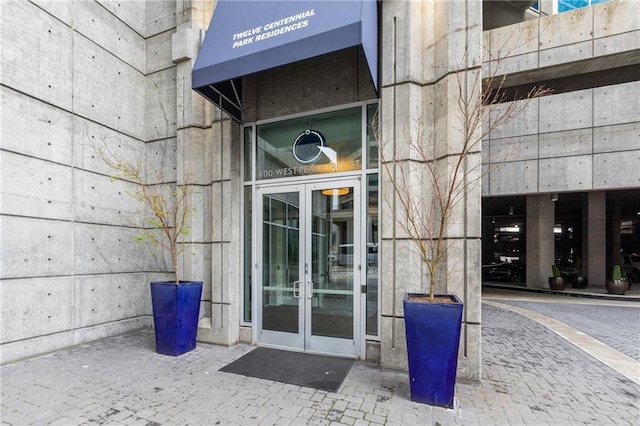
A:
[310,188,354,339]
[262,193,299,333]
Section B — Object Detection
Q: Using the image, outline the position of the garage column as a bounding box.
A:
[526,194,555,288]
[584,191,606,287]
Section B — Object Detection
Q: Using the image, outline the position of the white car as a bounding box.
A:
[622,254,640,282]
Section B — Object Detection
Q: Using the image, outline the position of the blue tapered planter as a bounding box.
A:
[150,281,203,356]
[403,293,463,408]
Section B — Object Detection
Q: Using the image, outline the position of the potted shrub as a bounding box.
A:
[548,264,566,290]
[570,257,588,289]
[98,147,202,356]
[378,54,548,407]
[605,265,629,295]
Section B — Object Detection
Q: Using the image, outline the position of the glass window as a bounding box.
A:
[243,186,252,323]
[557,0,609,13]
[366,174,379,336]
[256,107,362,180]
[558,0,588,12]
[244,127,253,181]
[366,103,379,169]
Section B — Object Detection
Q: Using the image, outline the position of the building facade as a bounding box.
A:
[1,0,638,385]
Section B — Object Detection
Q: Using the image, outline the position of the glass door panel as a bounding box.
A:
[257,180,360,356]
[259,189,304,349]
[309,188,354,340]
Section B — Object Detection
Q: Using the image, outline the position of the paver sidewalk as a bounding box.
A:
[2,298,639,425]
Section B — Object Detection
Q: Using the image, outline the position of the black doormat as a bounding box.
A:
[219,347,355,392]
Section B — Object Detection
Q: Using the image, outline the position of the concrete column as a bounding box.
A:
[526,194,555,288]
[173,0,241,346]
[585,192,606,287]
[378,0,482,381]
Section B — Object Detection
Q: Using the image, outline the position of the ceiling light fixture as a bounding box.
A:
[322,188,349,197]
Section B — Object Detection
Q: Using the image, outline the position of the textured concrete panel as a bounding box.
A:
[539,128,593,158]
[593,30,640,56]
[593,0,640,38]
[145,0,177,37]
[379,160,431,240]
[457,322,480,380]
[73,170,142,226]
[31,0,72,25]
[179,129,212,184]
[74,273,149,328]
[380,239,424,317]
[146,138,177,182]
[184,186,213,244]
[539,6,592,50]
[73,223,145,275]
[593,151,640,189]
[438,238,482,322]
[201,302,240,346]
[73,34,145,140]
[145,68,177,141]
[540,40,593,68]
[464,239,482,324]
[379,316,407,370]
[593,81,640,127]
[255,48,375,121]
[1,88,73,164]
[211,243,232,305]
[388,83,428,162]
[486,19,538,78]
[539,90,592,133]
[146,31,174,74]
[492,50,539,77]
[172,24,200,64]
[593,122,640,153]
[211,180,233,243]
[539,155,592,192]
[488,98,539,139]
[74,0,144,73]
[0,277,73,343]
[488,160,538,195]
[1,151,73,220]
[437,0,482,72]
[72,116,145,176]
[145,243,174,274]
[210,119,235,182]
[488,134,539,163]
[181,243,212,293]
[380,0,427,86]
[98,0,146,36]
[0,216,73,279]
[1,1,72,110]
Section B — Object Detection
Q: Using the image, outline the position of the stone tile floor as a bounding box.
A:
[1,290,639,425]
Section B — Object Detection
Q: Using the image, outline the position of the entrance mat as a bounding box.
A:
[219,347,355,392]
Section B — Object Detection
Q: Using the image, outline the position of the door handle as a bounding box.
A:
[293,280,302,299]
[306,281,313,299]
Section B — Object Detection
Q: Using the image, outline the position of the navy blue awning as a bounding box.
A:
[192,0,378,122]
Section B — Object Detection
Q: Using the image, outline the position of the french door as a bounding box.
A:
[255,179,361,357]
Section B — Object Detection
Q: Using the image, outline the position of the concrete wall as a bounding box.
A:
[484,0,640,79]
[0,0,186,363]
[483,0,640,197]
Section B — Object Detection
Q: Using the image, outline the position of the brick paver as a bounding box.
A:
[494,300,640,361]
[1,295,639,425]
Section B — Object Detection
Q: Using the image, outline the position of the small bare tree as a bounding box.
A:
[378,61,550,301]
[96,145,195,284]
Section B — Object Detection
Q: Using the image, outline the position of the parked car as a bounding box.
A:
[622,254,640,283]
[482,262,524,283]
